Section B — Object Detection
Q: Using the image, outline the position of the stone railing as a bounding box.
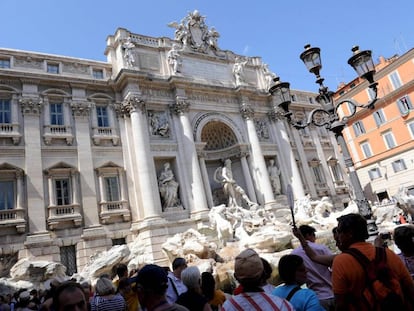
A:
[0,208,26,233]
[92,126,119,146]
[99,201,130,224]
[0,123,21,145]
[43,125,74,145]
[47,204,82,229]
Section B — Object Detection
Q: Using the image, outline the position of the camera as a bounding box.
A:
[380,232,391,240]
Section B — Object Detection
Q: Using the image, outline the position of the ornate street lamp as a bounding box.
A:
[269,44,378,234]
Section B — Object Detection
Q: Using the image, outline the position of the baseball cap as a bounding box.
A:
[234,248,264,281]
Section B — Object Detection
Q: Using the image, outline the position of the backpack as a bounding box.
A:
[344,247,405,311]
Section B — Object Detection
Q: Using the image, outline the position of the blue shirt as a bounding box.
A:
[272,284,325,311]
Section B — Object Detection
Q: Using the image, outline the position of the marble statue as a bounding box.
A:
[122,37,135,68]
[206,27,220,50]
[214,159,256,208]
[268,159,281,195]
[232,57,248,86]
[149,112,170,137]
[167,44,182,74]
[158,162,180,210]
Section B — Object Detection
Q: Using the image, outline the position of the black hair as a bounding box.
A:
[260,258,272,280]
[201,272,215,301]
[336,213,368,241]
[278,254,303,284]
[116,263,128,278]
[298,225,316,237]
[172,257,186,271]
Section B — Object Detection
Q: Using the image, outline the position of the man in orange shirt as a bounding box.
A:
[332,213,414,311]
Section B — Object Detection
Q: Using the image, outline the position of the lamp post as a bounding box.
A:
[269,44,378,234]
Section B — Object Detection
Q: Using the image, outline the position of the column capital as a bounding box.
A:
[71,101,91,117]
[170,96,190,115]
[19,97,42,115]
[267,110,285,122]
[122,95,146,115]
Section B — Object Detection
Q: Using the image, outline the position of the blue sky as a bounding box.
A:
[1,0,413,91]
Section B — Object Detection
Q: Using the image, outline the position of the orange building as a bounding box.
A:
[335,48,414,203]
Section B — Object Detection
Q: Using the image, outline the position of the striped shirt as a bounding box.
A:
[221,292,294,311]
[91,294,126,311]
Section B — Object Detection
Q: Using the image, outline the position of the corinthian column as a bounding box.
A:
[170,96,208,218]
[239,98,274,206]
[71,101,100,226]
[20,97,47,233]
[123,95,161,220]
[268,111,305,199]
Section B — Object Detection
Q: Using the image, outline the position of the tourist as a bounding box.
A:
[166,258,188,304]
[200,272,226,311]
[332,213,414,310]
[113,264,140,311]
[260,258,275,294]
[393,224,414,278]
[80,281,92,311]
[291,225,335,310]
[117,277,141,311]
[272,254,325,311]
[52,281,88,311]
[91,276,126,311]
[176,266,211,311]
[221,248,294,310]
[135,264,188,311]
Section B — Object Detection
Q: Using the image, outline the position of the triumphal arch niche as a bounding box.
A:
[196,113,257,209]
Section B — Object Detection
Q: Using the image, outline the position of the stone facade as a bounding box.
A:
[0,11,351,274]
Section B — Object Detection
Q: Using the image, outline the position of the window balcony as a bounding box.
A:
[92,126,119,146]
[0,208,26,233]
[43,125,74,145]
[47,203,82,230]
[0,123,22,145]
[99,201,130,224]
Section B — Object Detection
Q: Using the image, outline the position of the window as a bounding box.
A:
[0,181,14,210]
[397,96,413,115]
[312,166,324,183]
[60,245,77,276]
[96,106,109,127]
[0,58,10,68]
[367,87,376,101]
[93,69,104,79]
[373,109,386,127]
[50,103,64,125]
[389,71,402,89]
[368,168,382,180]
[112,238,126,246]
[352,121,366,136]
[308,97,314,104]
[408,121,414,138]
[0,99,11,123]
[291,94,297,102]
[0,164,24,213]
[47,63,59,74]
[105,176,120,202]
[55,178,70,205]
[361,142,372,158]
[392,159,406,172]
[330,163,343,183]
[382,131,396,149]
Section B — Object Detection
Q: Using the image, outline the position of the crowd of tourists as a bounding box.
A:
[1,214,414,311]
